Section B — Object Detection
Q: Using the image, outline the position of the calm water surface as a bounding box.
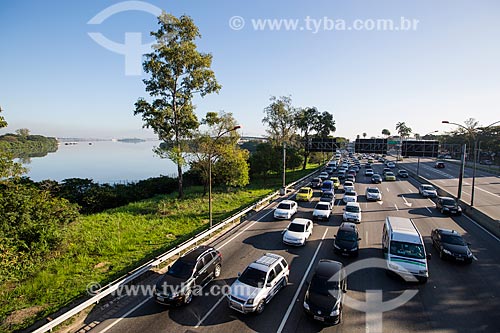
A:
[22,141,179,183]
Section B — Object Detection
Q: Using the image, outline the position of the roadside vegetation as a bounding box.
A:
[0,128,58,159]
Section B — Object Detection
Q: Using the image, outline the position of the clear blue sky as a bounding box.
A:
[1,0,499,139]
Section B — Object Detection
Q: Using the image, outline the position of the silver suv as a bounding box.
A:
[228,253,289,314]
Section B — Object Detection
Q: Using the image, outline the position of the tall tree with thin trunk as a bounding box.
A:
[313,111,336,138]
[262,96,297,147]
[134,13,221,198]
[295,107,319,170]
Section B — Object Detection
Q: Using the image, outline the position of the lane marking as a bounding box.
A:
[218,209,274,250]
[401,194,412,207]
[386,188,390,192]
[276,228,328,333]
[99,296,152,333]
[407,188,414,193]
[394,204,399,211]
[473,255,478,261]
[194,293,227,328]
[425,207,432,214]
[462,214,500,242]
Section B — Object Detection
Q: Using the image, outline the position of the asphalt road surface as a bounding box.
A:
[88,161,500,333]
[398,157,500,220]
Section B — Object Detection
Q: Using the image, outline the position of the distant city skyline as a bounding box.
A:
[1,0,499,140]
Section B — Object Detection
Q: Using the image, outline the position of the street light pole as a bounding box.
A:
[208,125,241,228]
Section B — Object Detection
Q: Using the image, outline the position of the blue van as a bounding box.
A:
[321,180,334,194]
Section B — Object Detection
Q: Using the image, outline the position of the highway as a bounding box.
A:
[398,157,500,220]
[86,161,500,333]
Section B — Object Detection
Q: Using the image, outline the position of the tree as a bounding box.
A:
[381,128,391,137]
[395,122,412,138]
[15,128,30,139]
[363,132,367,138]
[262,96,297,147]
[189,112,248,194]
[0,107,26,180]
[134,13,221,198]
[313,111,336,138]
[295,107,319,170]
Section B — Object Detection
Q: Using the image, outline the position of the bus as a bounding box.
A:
[382,216,430,283]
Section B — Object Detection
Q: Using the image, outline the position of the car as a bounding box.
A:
[398,169,409,178]
[330,177,341,189]
[345,174,355,183]
[228,253,289,314]
[365,187,382,201]
[296,187,313,201]
[434,162,445,168]
[321,180,334,194]
[333,222,361,257]
[382,167,391,175]
[419,184,437,197]
[343,180,355,193]
[384,171,396,181]
[342,191,357,203]
[282,218,314,246]
[436,197,462,215]
[479,160,493,165]
[319,192,335,205]
[371,174,382,184]
[303,259,347,324]
[431,229,473,263]
[347,170,356,177]
[387,162,396,168]
[343,202,362,223]
[337,170,346,180]
[319,172,330,180]
[312,201,333,221]
[325,167,334,175]
[154,246,222,306]
[273,200,298,220]
[365,168,374,176]
[310,177,322,189]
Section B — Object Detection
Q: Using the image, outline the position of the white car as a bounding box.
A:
[343,202,362,223]
[365,168,374,176]
[228,253,289,314]
[419,184,437,197]
[273,200,298,220]
[342,191,358,203]
[312,201,332,221]
[343,181,355,193]
[282,218,313,246]
[318,172,329,180]
[387,162,396,168]
[365,187,382,201]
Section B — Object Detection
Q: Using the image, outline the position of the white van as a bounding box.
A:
[382,216,430,283]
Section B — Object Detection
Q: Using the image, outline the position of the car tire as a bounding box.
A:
[440,208,445,214]
[255,300,265,314]
[214,264,221,278]
[282,276,288,289]
[184,289,193,304]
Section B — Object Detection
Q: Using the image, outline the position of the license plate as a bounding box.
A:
[456,257,464,261]
[157,296,164,302]
[314,315,325,321]
[342,252,349,256]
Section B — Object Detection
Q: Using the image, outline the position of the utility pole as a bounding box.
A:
[457,143,466,200]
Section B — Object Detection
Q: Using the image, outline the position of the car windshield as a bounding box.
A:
[312,178,320,183]
[167,260,194,279]
[288,223,306,232]
[346,205,360,213]
[442,198,456,206]
[345,192,356,196]
[316,204,330,211]
[239,267,267,288]
[299,188,309,194]
[390,241,425,259]
[422,185,434,190]
[321,193,334,199]
[399,170,407,174]
[310,275,339,295]
[337,230,357,241]
[367,188,379,193]
[277,203,291,210]
[386,172,394,176]
[344,181,353,186]
[441,234,466,245]
[373,174,381,178]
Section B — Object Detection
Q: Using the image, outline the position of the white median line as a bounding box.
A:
[276,228,328,333]
[194,293,227,328]
[99,296,152,333]
[218,209,274,250]
[425,207,432,214]
[394,204,399,211]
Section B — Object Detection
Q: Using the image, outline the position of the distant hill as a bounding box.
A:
[0,133,58,158]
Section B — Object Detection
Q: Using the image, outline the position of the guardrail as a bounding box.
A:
[32,166,321,333]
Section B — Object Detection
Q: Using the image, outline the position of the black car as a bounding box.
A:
[434,162,445,168]
[371,174,382,184]
[333,222,361,257]
[398,170,409,178]
[436,197,462,215]
[310,177,323,189]
[320,192,335,206]
[431,229,473,263]
[154,246,222,305]
[303,259,347,325]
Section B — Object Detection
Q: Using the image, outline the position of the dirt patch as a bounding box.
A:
[3,305,46,327]
[94,261,111,271]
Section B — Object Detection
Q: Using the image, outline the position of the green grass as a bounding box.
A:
[0,163,320,332]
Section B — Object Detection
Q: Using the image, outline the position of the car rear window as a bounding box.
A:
[288,223,306,232]
[277,203,291,210]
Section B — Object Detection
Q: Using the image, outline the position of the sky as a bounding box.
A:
[1,0,499,140]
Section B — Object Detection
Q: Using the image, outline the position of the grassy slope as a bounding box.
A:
[0,164,319,331]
